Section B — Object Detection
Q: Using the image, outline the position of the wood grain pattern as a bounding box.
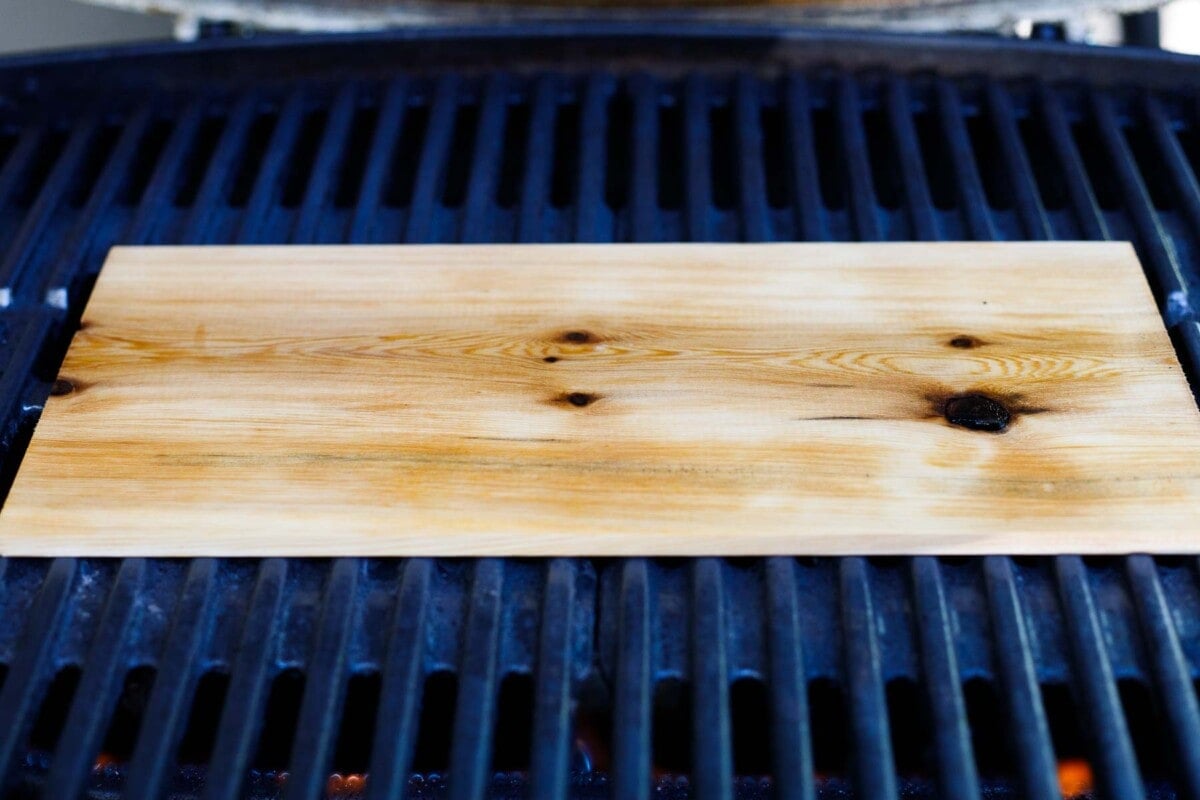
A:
[3,242,1199,556]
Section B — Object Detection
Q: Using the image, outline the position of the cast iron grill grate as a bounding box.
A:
[0,25,1198,800]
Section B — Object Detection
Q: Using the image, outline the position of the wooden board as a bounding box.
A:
[3,242,1200,556]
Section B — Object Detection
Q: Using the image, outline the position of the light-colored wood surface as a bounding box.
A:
[3,242,1200,556]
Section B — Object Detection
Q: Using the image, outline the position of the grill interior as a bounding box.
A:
[0,25,1199,800]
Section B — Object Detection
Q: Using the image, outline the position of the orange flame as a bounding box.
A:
[1057,759,1094,798]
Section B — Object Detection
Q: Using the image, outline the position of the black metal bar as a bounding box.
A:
[235,90,308,245]
[1125,555,1200,798]
[935,80,996,241]
[1090,89,1194,323]
[0,558,77,790]
[886,78,938,242]
[283,559,362,800]
[179,94,261,245]
[684,73,712,243]
[840,558,897,800]
[629,75,660,243]
[912,557,980,800]
[292,85,358,244]
[405,75,460,244]
[447,559,506,800]
[122,558,221,800]
[0,123,47,209]
[573,73,612,243]
[365,559,432,800]
[517,75,559,244]
[782,74,826,242]
[613,559,652,800]
[982,557,1059,800]
[42,558,147,800]
[691,558,733,800]
[348,80,409,244]
[1036,83,1109,241]
[461,74,510,245]
[0,116,100,300]
[1055,556,1146,800]
[986,81,1053,240]
[121,99,206,246]
[529,558,579,800]
[1145,95,1200,247]
[36,104,153,306]
[764,558,815,800]
[837,78,881,242]
[202,559,289,800]
[735,73,771,243]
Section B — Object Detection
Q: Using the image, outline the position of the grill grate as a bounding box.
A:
[0,26,1198,800]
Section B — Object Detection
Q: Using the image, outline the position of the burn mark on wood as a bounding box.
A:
[50,378,76,397]
[549,391,600,408]
[561,330,597,344]
[949,335,981,349]
[924,386,1048,433]
[943,393,1011,432]
[543,356,559,363]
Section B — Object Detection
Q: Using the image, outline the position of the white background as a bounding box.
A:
[0,0,1197,55]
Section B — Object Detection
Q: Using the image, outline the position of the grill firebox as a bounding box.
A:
[0,25,1199,800]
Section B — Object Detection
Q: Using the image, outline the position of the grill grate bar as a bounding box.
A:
[1090,89,1194,326]
[405,75,460,245]
[120,100,206,248]
[763,558,815,800]
[178,94,260,245]
[1146,94,1200,259]
[365,559,431,800]
[0,124,47,215]
[912,557,981,800]
[201,559,289,800]
[886,79,939,242]
[683,74,712,242]
[1055,556,1147,800]
[36,105,153,308]
[613,560,652,800]
[447,560,506,800]
[529,559,583,800]
[734,74,771,243]
[461,74,510,245]
[283,559,361,800]
[1036,84,1109,241]
[1127,555,1200,798]
[234,90,308,245]
[123,558,221,800]
[348,80,409,245]
[516,75,559,244]
[573,74,611,243]
[691,559,734,800]
[42,558,146,800]
[840,558,898,800]
[0,558,76,793]
[982,556,1061,800]
[292,85,358,245]
[935,81,996,241]
[0,117,100,303]
[782,76,826,242]
[837,78,881,243]
[629,75,660,244]
[986,81,1053,241]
